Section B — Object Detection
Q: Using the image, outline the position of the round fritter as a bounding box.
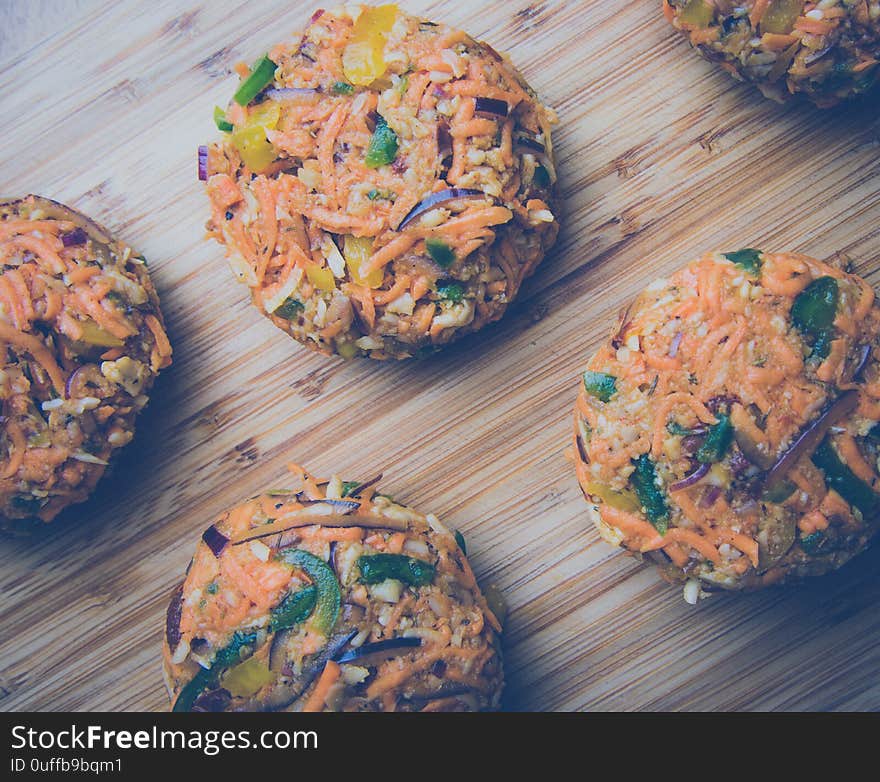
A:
[163,470,504,712]
[203,4,558,359]
[664,1,880,107]
[573,250,880,599]
[0,196,171,530]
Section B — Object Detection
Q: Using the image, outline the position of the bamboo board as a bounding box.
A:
[1,0,879,712]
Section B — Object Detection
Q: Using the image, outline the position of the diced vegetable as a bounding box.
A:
[761,0,803,35]
[222,656,275,698]
[77,319,125,348]
[696,413,733,464]
[630,454,670,533]
[357,553,436,587]
[306,264,335,291]
[364,116,399,168]
[584,480,641,513]
[331,81,354,95]
[436,281,464,303]
[367,188,395,201]
[274,297,304,320]
[343,235,383,288]
[583,370,617,403]
[723,248,762,275]
[233,55,277,106]
[341,4,398,86]
[791,276,838,358]
[198,145,209,181]
[214,105,233,132]
[275,549,341,636]
[425,237,455,268]
[678,0,714,28]
[811,436,878,519]
[230,101,280,172]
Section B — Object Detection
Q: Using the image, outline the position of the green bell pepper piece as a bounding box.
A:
[276,549,341,636]
[233,55,277,106]
[436,281,464,303]
[173,629,258,712]
[267,584,317,633]
[811,436,878,519]
[696,413,733,464]
[357,553,436,587]
[214,105,233,132]
[425,237,455,268]
[791,276,839,352]
[274,297,304,320]
[723,248,762,275]
[364,116,399,168]
[172,581,320,712]
[630,454,670,534]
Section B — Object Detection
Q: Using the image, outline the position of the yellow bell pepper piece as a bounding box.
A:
[221,656,274,698]
[585,481,641,513]
[761,0,803,35]
[231,102,280,173]
[336,340,359,359]
[306,263,336,292]
[678,0,713,28]
[342,4,398,86]
[343,235,383,288]
[78,319,125,348]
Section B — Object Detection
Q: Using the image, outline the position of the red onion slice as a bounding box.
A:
[850,343,872,383]
[264,87,319,100]
[165,583,184,651]
[699,484,722,508]
[473,97,509,118]
[344,473,384,497]
[396,188,487,230]
[296,498,361,514]
[669,462,710,492]
[197,145,209,181]
[762,390,859,494]
[668,331,683,358]
[202,524,229,558]
[514,134,544,154]
[61,228,87,247]
[336,637,421,665]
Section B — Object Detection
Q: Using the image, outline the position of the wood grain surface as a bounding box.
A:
[1,0,879,712]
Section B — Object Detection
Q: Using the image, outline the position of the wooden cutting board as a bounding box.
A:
[1,0,878,713]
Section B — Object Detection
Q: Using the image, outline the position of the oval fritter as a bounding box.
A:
[203,4,558,359]
[0,195,171,529]
[573,250,879,599]
[163,468,504,711]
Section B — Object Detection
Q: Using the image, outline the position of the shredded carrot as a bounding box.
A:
[302,661,340,712]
